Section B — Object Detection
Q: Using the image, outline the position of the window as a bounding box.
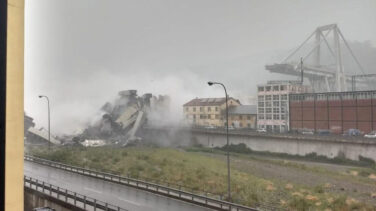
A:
[215,107,219,111]
[281,101,287,107]
[273,101,279,107]
[266,114,272,120]
[317,94,326,100]
[281,114,286,120]
[305,94,315,101]
[258,114,264,119]
[266,86,271,91]
[200,107,203,112]
[281,107,286,113]
[281,85,287,91]
[239,115,242,120]
[258,95,264,101]
[258,108,264,113]
[208,114,211,119]
[273,95,279,100]
[342,93,355,100]
[265,95,272,101]
[258,86,264,92]
[281,94,287,100]
[208,107,211,111]
[247,115,251,120]
[215,114,219,119]
[328,93,340,100]
[273,86,279,91]
[258,102,264,107]
[273,108,279,113]
[273,114,280,120]
[357,92,372,99]
[193,107,196,112]
[265,102,272,107]
[266,108,272,113]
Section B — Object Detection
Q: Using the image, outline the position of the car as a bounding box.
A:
[227,126,235,130]
[364,131,376,138]
[317,129,331,136]
[300,129,314,135]
[343,128,363,136]
[302,131,314,135]
[204,125,216,129]
[257,128,267,133]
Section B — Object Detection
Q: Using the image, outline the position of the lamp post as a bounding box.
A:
[39,95,50,150]
[207,81,231,202]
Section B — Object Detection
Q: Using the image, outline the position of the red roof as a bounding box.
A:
[183,97,240,106]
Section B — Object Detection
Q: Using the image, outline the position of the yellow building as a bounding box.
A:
[183,97,241,127]
[228,105,257,129]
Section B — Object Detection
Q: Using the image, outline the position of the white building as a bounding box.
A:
[257,81,310,132]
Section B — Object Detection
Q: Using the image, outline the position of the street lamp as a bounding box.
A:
[39,95,51,150]
[207,81,231,202]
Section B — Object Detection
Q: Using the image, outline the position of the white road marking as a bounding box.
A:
[84,187,102,194]
[117,197,142,206]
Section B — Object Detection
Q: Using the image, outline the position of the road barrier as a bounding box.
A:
[24,175,129,211]
[25,155,258,211]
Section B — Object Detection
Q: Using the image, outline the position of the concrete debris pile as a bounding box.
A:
[78,90,170,146]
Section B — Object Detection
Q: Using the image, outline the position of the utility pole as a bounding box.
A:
[39,95,51,150]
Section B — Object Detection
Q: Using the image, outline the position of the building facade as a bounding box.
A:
[228,105,257,129]
[183,97,241,127]
[289,90,376,134]
[257,81,310,132]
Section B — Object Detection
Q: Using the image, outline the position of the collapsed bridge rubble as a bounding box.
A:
[77,90,170,146]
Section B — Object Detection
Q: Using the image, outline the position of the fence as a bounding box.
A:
[25,175,128,211]
[25,155,258,211]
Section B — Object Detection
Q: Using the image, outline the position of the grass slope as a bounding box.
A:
[28,146,376,210]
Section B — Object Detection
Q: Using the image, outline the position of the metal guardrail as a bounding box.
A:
[24,175,128,211]
[25,155,258,211]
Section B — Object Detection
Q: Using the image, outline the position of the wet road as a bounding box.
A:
[24,160,212,211]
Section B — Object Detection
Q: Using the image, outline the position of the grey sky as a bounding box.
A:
[25,0,376,134]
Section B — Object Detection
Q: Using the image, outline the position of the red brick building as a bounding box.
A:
[289,90,376,134]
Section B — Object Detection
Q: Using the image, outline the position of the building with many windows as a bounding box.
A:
[257,81,310,132]
[183,97,241,127]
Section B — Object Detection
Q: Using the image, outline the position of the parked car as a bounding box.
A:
[343,129,363,136]
[364,131,376,138]
[257,128,267,133]
[228,126,235,130]
[204,125,216,129]
[300,129,314,135]
[317,129,331,136]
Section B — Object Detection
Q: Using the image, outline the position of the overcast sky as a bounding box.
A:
[25,0,376,134]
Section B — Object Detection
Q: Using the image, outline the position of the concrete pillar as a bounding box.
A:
[5,0,24,210]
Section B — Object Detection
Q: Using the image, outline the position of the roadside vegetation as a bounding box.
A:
[28,145,376,210]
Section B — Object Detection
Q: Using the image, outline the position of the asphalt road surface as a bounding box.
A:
[24,160,213,211]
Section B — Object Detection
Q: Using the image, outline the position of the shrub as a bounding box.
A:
[121,151,128,157]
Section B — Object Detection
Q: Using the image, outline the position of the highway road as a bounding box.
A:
[24,160,213,211]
